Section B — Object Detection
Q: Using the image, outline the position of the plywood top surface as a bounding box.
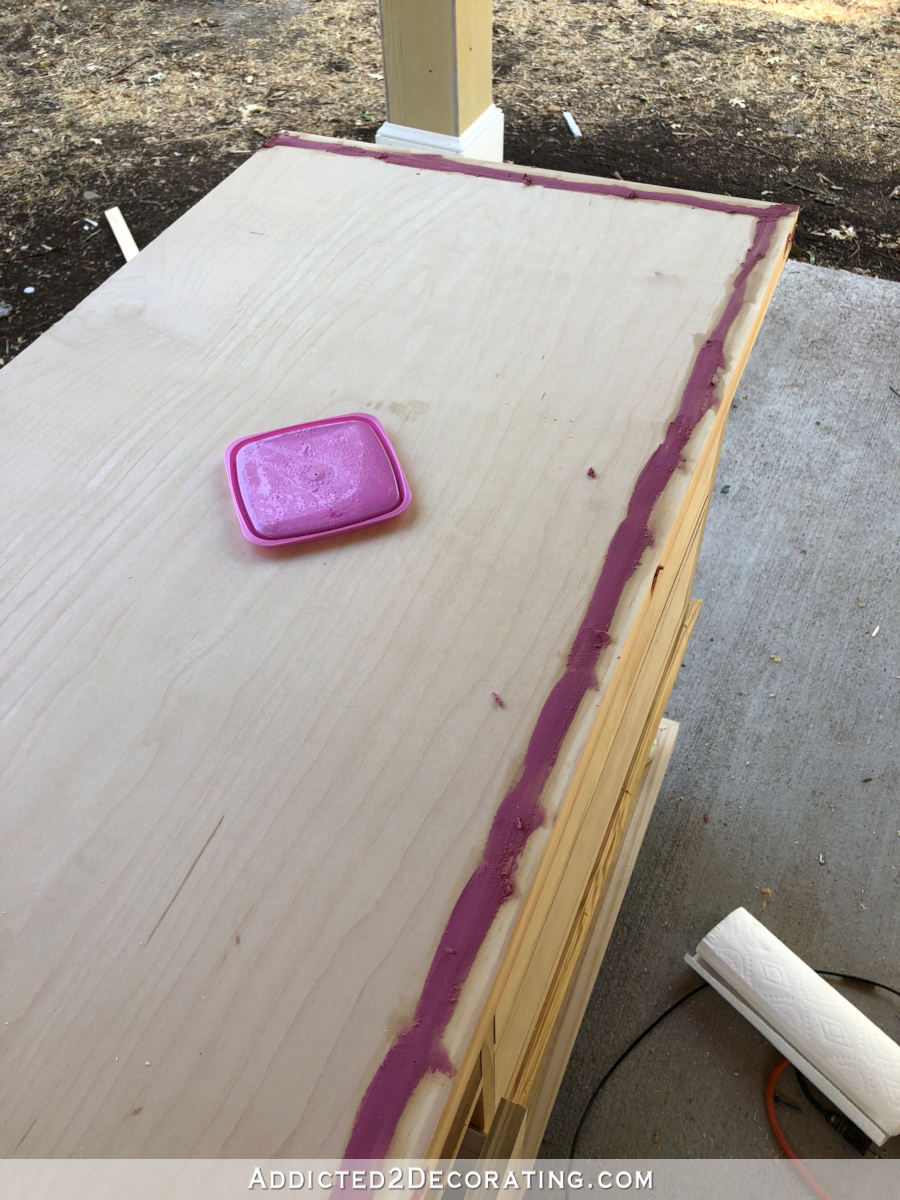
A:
[0,136,794,1157]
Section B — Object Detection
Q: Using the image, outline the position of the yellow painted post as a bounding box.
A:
[376,0,503,160]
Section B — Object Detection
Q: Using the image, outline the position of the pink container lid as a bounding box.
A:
[225,413,412,546]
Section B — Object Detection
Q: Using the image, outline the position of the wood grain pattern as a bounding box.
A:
[0,137,794,1157]
[454,0,493,132]
[379,0,492,135]
[380,0,457,134]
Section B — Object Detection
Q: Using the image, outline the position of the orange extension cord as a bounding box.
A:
[765,1058,837,1200]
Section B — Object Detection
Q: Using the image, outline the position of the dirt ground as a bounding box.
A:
[1,0,897,363]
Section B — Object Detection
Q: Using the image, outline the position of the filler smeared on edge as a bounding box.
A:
[265,133,795,1159]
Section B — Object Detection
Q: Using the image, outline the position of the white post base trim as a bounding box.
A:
[375,104,504,162]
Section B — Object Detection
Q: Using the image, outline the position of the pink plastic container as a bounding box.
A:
[225,413,412,546]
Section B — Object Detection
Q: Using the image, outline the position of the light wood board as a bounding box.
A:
[380,0,493,135]
[0,136,794,1157]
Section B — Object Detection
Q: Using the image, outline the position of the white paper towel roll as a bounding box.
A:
[688,907,900,1144]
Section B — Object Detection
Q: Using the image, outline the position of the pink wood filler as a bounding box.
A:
[265,135,795,1158]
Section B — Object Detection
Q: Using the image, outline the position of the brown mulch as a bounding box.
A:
[1,0,897,364]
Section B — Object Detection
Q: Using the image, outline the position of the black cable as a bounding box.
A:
[568,982,709,1157]
[792,1064,876,1157]
[568,969,900,1158]
[816,970,900,999]
[794,1068,834,1118]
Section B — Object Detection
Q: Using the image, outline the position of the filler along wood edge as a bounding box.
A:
[257,135,796,1160]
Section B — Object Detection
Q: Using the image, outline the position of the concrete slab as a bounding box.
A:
[544,262,900,1159]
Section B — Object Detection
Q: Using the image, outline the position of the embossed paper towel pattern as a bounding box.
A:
[698,907,900,1140]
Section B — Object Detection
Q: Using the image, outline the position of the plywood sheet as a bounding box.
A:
[0,136,794,1157]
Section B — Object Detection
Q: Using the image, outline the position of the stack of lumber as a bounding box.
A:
[0,136,795,1159]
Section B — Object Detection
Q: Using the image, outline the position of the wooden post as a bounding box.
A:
[376,0,504,160]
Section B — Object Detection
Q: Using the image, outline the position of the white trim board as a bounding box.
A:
[376,103,504,161]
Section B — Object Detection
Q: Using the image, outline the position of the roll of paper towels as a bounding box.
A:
[687,907,900,1144]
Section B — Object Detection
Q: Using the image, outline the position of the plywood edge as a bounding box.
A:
[422,213,793,1159]
[721,210,797,404]
[265,132,798,220]
[423,483,708,1159]
[516,718,681,1154]
[422,238,766,1156]
[491,491,711,1046]
[514,604,698,1142]
[425,483,707,1160]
